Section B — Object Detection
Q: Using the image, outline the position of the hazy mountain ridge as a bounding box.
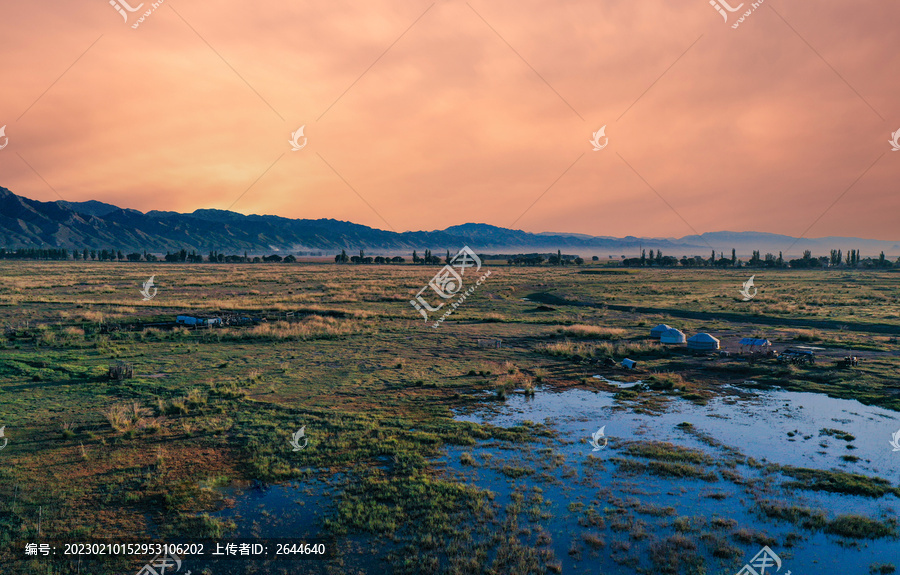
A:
[1,187,897,256]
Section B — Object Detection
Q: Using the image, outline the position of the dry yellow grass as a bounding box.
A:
[557,325,626,340]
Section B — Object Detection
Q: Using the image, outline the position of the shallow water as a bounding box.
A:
[455,386,900,479]
[449,387,900,574]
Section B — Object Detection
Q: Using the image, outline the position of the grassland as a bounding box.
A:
[0,262,898,574]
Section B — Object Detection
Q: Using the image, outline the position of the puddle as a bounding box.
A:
[592,375,644,389]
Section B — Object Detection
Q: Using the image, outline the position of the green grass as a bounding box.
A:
[1,262,899,573]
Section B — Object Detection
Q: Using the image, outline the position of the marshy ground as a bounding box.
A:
[0,262,898,574]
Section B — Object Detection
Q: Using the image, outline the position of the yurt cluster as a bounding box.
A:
[649,324,720,351]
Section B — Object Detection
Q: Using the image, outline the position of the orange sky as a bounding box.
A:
[1,1,898,239]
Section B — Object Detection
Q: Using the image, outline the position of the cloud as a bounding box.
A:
[0,0,897,239]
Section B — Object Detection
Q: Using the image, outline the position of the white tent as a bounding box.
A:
[687,333,720,351]
[660,328,686,344]
[739,338,771,348]
[650,324,672,337]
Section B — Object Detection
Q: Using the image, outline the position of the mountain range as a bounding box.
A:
[1,187,898,257]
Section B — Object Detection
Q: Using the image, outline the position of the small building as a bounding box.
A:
[650,324,672,338]
[660,328,686,344]
[176,314,222,326]
[739,338,771,351]
[621,358,637,369]
[687,333,720,351]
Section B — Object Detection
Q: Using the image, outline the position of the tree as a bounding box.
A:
[412,250,419,264]
[709,250,715,266]
[592,255,599,261]
[731,248,736,266]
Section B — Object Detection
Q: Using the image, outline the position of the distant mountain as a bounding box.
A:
[58,199,134,218]
[0,187,897,257]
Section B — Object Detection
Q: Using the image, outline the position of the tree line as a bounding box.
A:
[1,246,897,268]
[621,248,898,269]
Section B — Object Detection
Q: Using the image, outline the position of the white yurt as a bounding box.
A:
[687,333,720,351]
[660,328,686,344]
[649,324,672,338]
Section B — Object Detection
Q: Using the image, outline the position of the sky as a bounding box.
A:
[1,1,898,240]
